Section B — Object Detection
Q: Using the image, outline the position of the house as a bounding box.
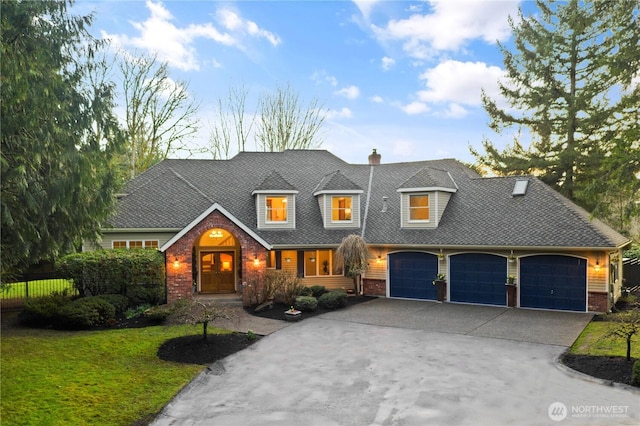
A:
[86,149,631,312]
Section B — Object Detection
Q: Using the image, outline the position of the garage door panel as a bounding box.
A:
[450,254,507,306]
[389,252,438,300]
[520,255,586,312]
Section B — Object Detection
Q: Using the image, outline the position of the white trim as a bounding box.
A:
[397,186,457,193]
[160,203,272,252]
[252,189,299,195]
[313,189,364,196]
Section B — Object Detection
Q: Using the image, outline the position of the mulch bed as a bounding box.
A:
[245,295,376,321]
[157,333,260,365]
[562,353,638,386]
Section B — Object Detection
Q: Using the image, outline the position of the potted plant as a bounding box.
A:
[284,306,302,321]
[505,276,517,307]
[432,273,447,302]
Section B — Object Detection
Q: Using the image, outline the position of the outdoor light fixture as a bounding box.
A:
[253,254,259,266]
[508,250,516,263]
[376,255,382,264]
[438,249,444,260]
[594,259,601,272]
[173,257,180,268]
[285,257,291,263]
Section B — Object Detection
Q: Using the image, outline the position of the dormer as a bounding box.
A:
[397,167,457,229]
[313,171,363,229]
[253,171,299,229]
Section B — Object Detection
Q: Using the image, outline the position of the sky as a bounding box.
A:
[75,0,534,165]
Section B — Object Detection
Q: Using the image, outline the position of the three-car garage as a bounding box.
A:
[387,252,588,312]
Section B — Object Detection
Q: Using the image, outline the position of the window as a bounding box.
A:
[331,196,352,222]
[112,240,159,249]
[266,196,287,222]
[409,194,430,221]
[304,250,342,277]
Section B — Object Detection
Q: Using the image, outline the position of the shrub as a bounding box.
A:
[59,296,116,329]
[125,304,152,319]
[633,360,640,387]
[57,249,165,303]
[294,296,318,312]
[21,292,73,326]
[267,270,305,305]
[143,304,172,324]
[96,294,130,314]
[309,285,328,298]
[299,287,313,297]
[318,291,347,310]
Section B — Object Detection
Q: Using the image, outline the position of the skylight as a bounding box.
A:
[512,180,529,196]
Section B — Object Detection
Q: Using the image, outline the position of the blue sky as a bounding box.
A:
[76,0,532,165]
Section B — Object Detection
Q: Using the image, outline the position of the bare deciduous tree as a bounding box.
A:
[120,52,200,177]
[208,83,326,159]
[256,83,325,152]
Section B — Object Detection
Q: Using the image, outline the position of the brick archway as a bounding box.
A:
[164,210,267,306]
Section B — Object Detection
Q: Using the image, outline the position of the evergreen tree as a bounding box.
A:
[1,0,123,280]
[473,0,639,215]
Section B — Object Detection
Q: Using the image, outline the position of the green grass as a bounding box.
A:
[1,279,77,299]
[1,320,215,425]
[569,321,640,358]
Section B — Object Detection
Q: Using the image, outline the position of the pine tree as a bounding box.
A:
[1,1,123,280]
[473,0,639,213]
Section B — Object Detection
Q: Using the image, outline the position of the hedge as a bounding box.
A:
[57,249,165,305]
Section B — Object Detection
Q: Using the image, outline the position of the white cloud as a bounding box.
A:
[352,0,382,20]
[369,95,384,104]
[102,1,279,71]
[371,0,518,57]
[402,101,430,115]
[311,70,338,87]
[442,103,468,118]
[335,85,361,100]
[391,139,418,158]
[417,60,504,107]
[326,107,353,120]
[381,56,395,71]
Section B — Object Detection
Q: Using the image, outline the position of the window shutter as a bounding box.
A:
[275,251,282,270]
[297,250,305,278]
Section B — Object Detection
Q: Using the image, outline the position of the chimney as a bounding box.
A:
[368,149,381,165]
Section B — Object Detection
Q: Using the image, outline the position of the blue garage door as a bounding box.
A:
[450,254,507,306]
[389,252,438,300]
[520,256,587,312]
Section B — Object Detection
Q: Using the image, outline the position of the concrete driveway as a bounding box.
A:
[153,299,639,426]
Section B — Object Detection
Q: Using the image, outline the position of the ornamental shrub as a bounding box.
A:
[318,291,347,310]
[299,287,313,297]
[267,270,304,305]
[632,360,640,387]
[294,296,318,312]
[57,249,165,304]
[21,292,73,326]
[59,296,116,329]
[95,294,130,314]
[309,285,328,298]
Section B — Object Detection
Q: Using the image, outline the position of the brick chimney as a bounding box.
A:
[368,149,381,165]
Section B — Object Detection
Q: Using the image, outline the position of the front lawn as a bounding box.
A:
[1,319,209,425]
[569,321,640,358]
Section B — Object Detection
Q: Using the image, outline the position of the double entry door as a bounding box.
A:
[200,251,235,293]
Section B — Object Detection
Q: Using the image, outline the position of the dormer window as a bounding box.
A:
[409,194,429,222]
[266,196,288,223]
[331,196,352,222]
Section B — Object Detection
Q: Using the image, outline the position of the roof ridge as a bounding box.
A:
[168,167,214,204]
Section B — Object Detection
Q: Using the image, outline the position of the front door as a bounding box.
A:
[200,251,235,293]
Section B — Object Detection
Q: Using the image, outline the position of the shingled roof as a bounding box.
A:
[108,150,630,249]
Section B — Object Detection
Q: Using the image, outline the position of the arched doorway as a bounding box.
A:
[196,228,239,293]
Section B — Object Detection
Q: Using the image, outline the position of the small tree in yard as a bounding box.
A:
[335,235,369,295]
[168,299,233,341]
[605,310,640,361]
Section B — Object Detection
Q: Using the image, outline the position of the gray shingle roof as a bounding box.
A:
[108,150,629,249]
